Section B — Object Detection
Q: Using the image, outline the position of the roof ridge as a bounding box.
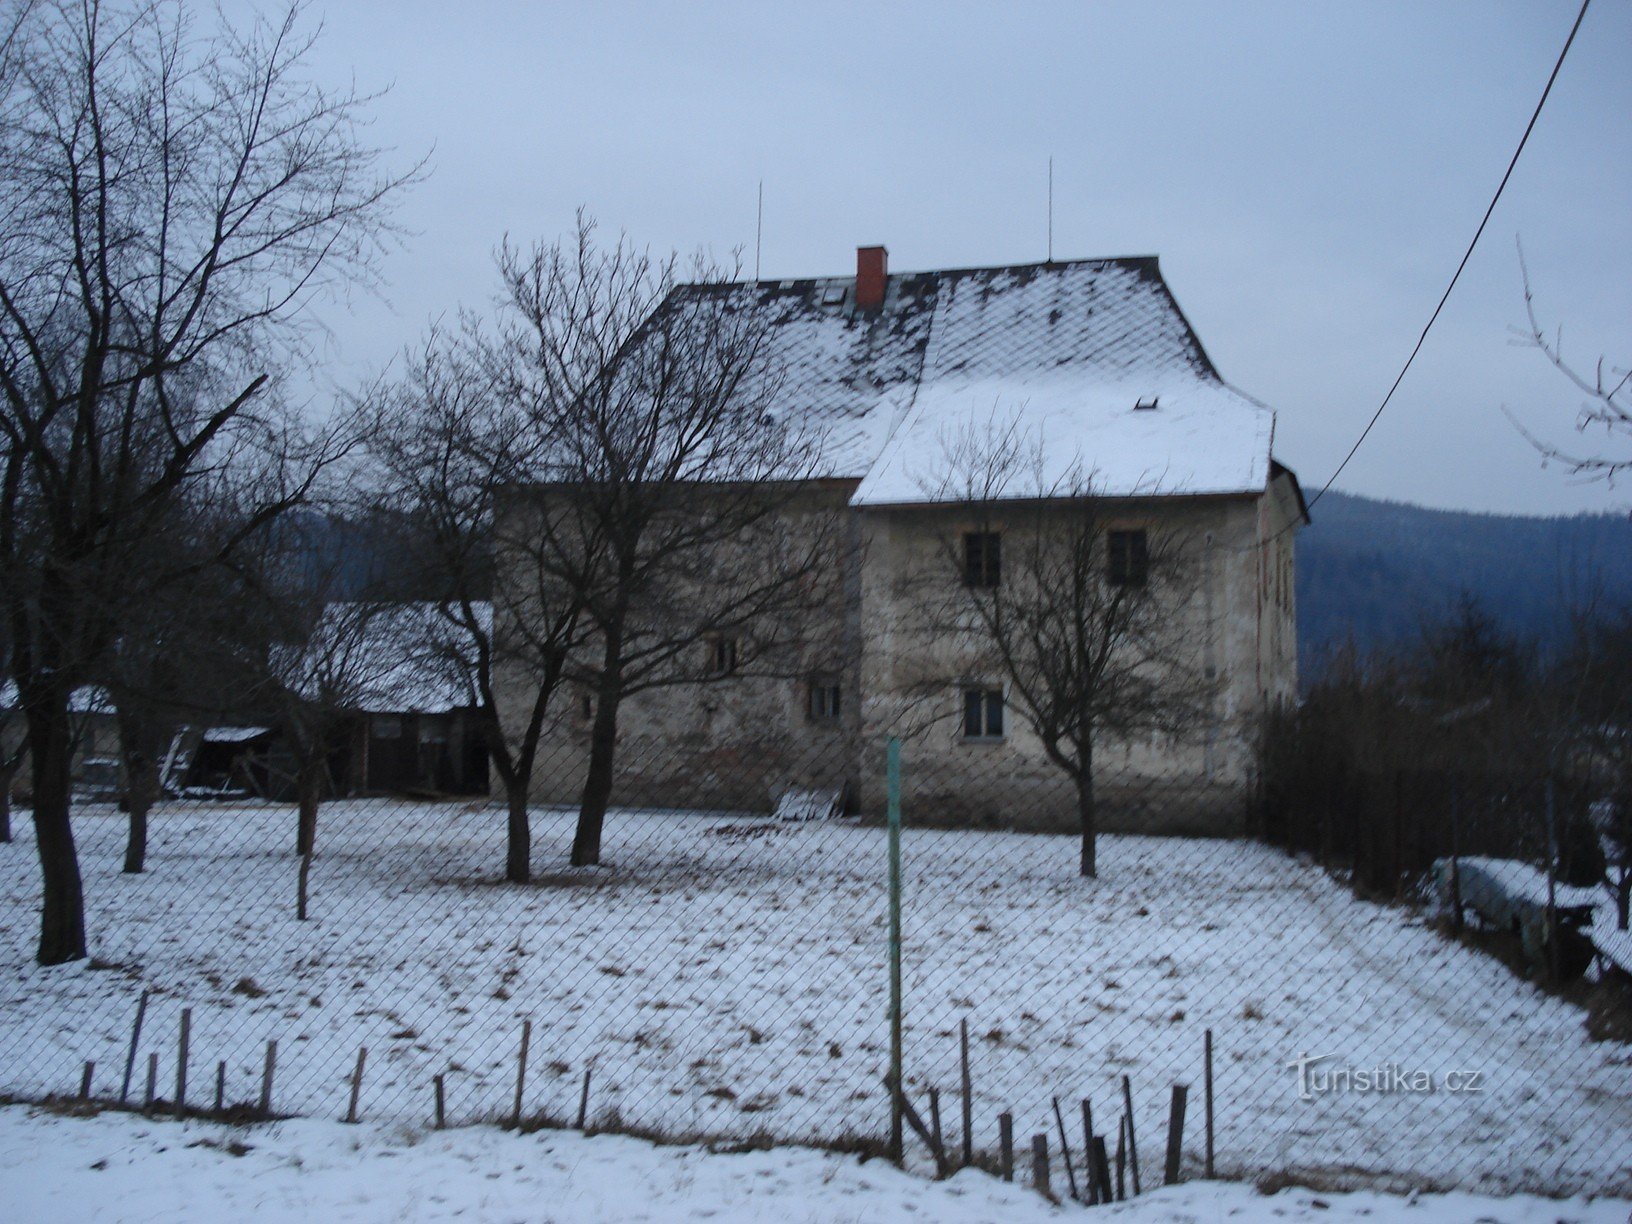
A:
[686,254,1162,292]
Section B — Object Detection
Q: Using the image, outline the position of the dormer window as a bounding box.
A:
[1134,396,1159,412]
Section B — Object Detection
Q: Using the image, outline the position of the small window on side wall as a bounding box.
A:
[963,531,1001,588]
[708,637,739,676]
[1107,529,1149,587]
[962,688,1004,739]
[808,680,841,721]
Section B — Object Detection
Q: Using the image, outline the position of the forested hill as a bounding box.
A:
[1297,491,1632,670]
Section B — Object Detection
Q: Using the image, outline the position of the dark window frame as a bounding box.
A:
[961,687,1005,740]
[1107,528,1150,588]
[708,636,740,676]
[963,531,1002,588]
[808,678,842,721]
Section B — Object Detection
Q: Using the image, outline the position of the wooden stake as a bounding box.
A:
[513,1019,531,1128]
[259,1040,277,1118]
[78,1060,94,1100]
[1031,1133,1051,1199]
[959,1019,973,1168]
[1081,1099,1098,1205]
[214,1061,226,1113]
[119,990,149,1105]
[1115,1115,1126,1201]
[1121,1074,1141,1195]
[999,1111,1014,1181]
[883,1076,948,1176]
[1091,1134,1113,1204]
[144,1052,158,1110]
[1204,1029,1215,1179]
[576,1066,592,1131]
[1052,1096,1079,1201]
[297,852,312,921]
[434,1074,446,1129]
[1164,1083,1189,1185]
[174,1007,191,1118]
[927,1087,943,1165]
[346,1047,367,1123]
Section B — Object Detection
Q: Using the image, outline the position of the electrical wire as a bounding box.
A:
[1303,0,1592,517]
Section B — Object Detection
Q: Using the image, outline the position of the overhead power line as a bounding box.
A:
[1306,0,1592,515]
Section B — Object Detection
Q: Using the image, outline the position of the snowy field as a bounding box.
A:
[1,800,1629,1196]
[3,1105,1628,1224]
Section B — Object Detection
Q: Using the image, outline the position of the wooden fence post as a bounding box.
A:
[1204,1029,1215,1178]
[78,1061,94,1100]
[1031,1133,1051,1199]
[959,1019,973,1168]
[1052,1096,1079,1201]
[119,990,149,1105]
[345,1047,367,1123]
[999,1112,1014,1182]
[174,1008,191,1118]
[512,1019,531,1128]
[1164,1083,1189,1185]
[434,1074,446,1129]
[1121,1074,1141,1195]
[258,1040,277,1118]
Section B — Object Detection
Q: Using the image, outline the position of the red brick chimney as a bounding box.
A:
[855,245,888,309]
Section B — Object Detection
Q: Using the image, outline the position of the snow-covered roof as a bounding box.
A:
[201,725,272,743]
[0,682,113,715]
[675,256,1280,506]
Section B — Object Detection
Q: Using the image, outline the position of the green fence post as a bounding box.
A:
[887,735,904,1165]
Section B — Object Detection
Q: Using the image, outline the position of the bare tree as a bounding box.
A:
[1506,246,1630,484]
[497,217,842,867]
[238,535,402,918]
[0,0,412,962]
[363,322,585,884]
[916,415,1215,878]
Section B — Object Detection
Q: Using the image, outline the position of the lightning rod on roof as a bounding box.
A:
[1047,156,1054,264]
[755,180,763,282]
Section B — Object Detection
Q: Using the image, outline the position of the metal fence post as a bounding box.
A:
[887,735,904,1165]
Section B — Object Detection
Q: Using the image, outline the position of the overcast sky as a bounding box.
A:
[259,0,1630,518]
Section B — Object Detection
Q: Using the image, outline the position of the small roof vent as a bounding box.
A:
[1134,396,1159,412]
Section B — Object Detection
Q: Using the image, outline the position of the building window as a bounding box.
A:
[808,680,841,721]
[708,636,739,676]
[1107,529,1149,587]
[963,531,1001,588]
[962,688,1004,739]
[371,715,402,740]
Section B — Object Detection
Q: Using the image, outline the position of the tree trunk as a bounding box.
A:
[571,685,622,867]
[0,761,14,843]
[118,711,164,875]
[295,756,323,859]
[1076,767,1098,879]
[505,781,531,884]
[26,695,87,964]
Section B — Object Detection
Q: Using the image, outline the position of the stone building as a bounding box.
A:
[497,248,1305,834]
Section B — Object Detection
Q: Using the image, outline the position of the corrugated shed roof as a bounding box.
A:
[673,256,1279,505]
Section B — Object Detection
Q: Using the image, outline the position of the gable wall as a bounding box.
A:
[852,494,1274,834]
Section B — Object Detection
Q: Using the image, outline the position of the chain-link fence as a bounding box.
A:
[1,726,1628,1201]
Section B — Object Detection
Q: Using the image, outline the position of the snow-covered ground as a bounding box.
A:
[3,1105,1627,1224]
[1,801,1628,1196]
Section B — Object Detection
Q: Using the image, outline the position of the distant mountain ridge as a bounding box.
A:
[1297,491,1632,671]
